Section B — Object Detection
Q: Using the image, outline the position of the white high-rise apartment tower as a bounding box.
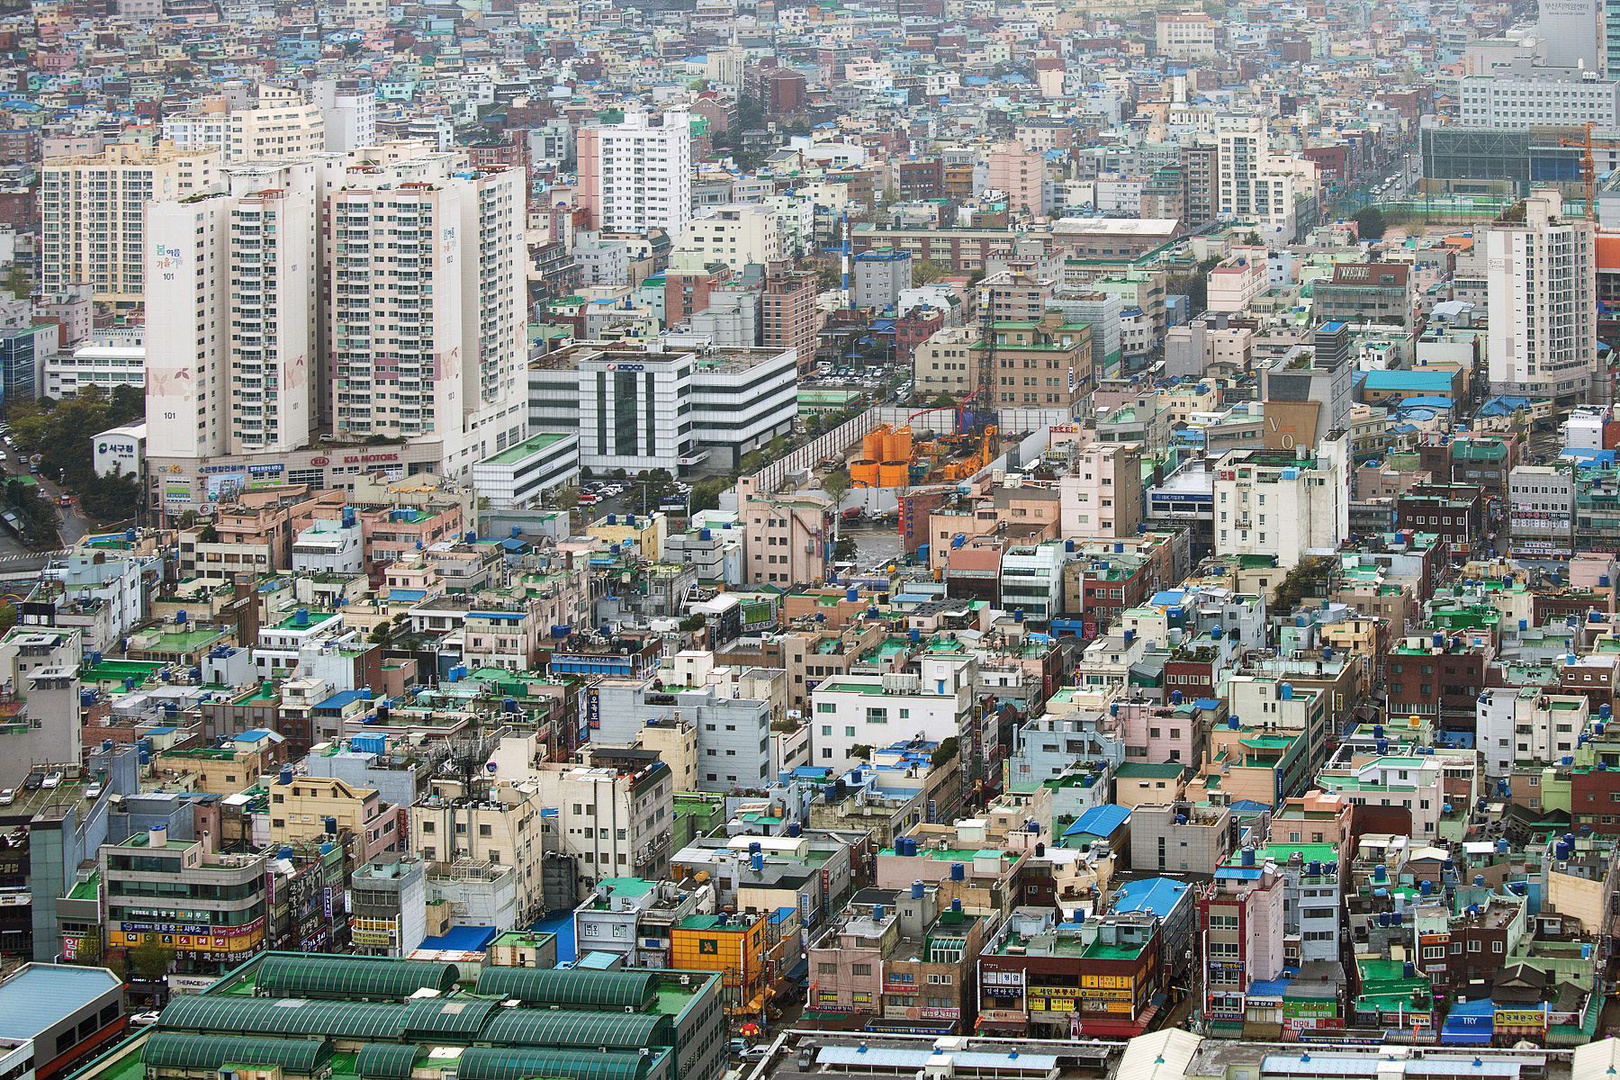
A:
[145,183,317,458]
[40,143,221,305]
[578,110,693,239]
[1487,189,1597,404]
[145,149,527,475]
[327,159,528,475]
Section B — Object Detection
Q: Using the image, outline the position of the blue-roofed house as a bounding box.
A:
[1061,803,1131,850]
[1360,367,1464,407]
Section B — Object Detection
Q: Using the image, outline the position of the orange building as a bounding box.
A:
[669,911,767,1015]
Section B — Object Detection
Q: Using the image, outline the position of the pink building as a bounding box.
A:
[1198,860,1286,1026]
[986,141,1046,217]
[1270,790,1354,848]
[1116,698,1209,768]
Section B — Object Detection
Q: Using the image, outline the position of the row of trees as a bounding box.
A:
[6,385,145,523]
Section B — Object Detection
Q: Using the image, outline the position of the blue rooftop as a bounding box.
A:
[1112,877,1193,918]
[0,964,122,1041]
[1362,369,1455,391]
[315,690,371,712]
[1063,803,1130,839]
[419,925,497,952]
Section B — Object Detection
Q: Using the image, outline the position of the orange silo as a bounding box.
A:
[851,460,880,487]
[878,461,909,487]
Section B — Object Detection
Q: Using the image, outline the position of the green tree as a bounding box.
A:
[106,384,145,426]
[689,475,732,514]
[552,485,580,510]
[1353,206,1388,240]
[130,939,175,980]
[912,259,947,288]
[822,468,851,508]
[833,533,856,561]
[0,602,15,635]
[77,468,141,522]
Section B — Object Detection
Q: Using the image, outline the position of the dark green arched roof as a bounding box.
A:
[479,1007,671,1049]
[144,1032,332,1074]
[157,994,407,1040]
[400,996,498,1038]
[258,955,461,1001]
[455,1046,653,1080]
[474,968,656,1010]
[355,1043,420,1080]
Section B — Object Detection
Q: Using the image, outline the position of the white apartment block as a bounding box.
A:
[313,79,379,153]
[328,159,528,476]
[809,656,978,772]
[145,185,316,458]
[40,142,222,304]
[581,110,693,239]
[1487,189,1597,402]
[1214,116,1311,239]
[227,87,326,162]
[1212,437,1349,568]
[1460,68,1620,128]
[1476,688,1589,778]
[1156,12,1217,58]
[674,203,785,273]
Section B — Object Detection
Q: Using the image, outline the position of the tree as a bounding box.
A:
[106,384,145,426]
[822,468,851,508]
[0,602,14,635]
[912,259,947,288]
[833,533,856,561]
[552,485,580,510]
[77,468,141,523]
[689,475,732,515]
[130,939,175,980]
[1353,206,1388,240]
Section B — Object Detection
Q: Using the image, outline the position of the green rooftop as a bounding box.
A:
[481,432,574,466]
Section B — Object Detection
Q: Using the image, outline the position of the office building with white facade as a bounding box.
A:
[528,341,797,474]
[1460,64,1620,128]
[470,432,581,508]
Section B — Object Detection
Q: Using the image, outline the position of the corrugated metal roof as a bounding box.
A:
[480,1007,670,1049]
[400,996,498,1038]
[355,1043,420,1080]
[455,1046,652,1080]
[157,994,406,1040]
[144,1032,332,1074]
[474,967,656,1010]
[258,955,460,1001]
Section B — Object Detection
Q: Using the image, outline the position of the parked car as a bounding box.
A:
[85,783,103,800]
[0,790,15,806]
[41,772,62,790]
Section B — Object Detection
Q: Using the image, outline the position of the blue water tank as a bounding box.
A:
[700,528,712,541]
[1280,683,1294,701]
[1242,847,1256,867]
[1171,690,1183,705]
[176,610,187,625]
[751,852,764,872]
[950,898,962,914]
[950,862,966,881]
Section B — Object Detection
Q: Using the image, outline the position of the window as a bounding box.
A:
[851,963,872,975]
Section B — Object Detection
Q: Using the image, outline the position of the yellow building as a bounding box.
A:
[268,774,398,861]
[587,512,667,561]
[670,911,767,1014]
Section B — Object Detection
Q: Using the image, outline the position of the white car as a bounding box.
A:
[0,790,14,806]
[41,772,61,790]
[130,1012,161,1026]
[85,783,103,800]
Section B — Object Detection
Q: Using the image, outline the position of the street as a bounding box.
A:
[0,437,90,555]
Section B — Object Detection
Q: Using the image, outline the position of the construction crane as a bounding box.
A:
[1555,121,1620,221]
[970,275,997,437]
